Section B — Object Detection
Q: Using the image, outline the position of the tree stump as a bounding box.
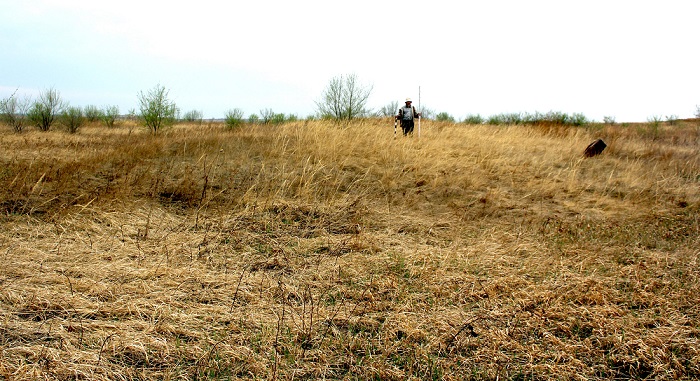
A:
[583,139,607,158]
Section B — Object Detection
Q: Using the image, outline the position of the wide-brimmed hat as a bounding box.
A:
[405,98,412,102]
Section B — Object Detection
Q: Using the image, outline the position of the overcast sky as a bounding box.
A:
[1,0,698,122]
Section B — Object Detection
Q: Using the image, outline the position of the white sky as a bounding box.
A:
[1,0,698,122]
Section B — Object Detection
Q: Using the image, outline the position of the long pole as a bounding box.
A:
[418,86,421,138]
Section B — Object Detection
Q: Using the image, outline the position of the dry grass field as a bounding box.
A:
[1,118,699,380]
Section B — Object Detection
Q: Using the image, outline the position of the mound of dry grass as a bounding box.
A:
[1,119,698,379]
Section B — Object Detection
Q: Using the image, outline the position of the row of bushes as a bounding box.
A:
[4,86,697,134]
[441,111,591,126]
[439,111,694,126]
[0,86,317,134]
[0,88,124,134]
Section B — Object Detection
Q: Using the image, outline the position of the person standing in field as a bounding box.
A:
[396,98,421,136]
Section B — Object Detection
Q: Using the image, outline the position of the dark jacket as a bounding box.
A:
[396,105,419,121]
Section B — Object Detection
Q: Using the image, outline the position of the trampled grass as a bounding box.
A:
[0,119,698,379]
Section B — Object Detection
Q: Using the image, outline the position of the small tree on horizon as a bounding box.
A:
[436,112,456,123]
[1,90,32,133]
[260,108,275,124]
[224,108,244,129]
[61,106,85,134]
[271,112,286,125]
[84,105,103,123]
[377,101,400,117]
[316,73,372,121]
[137,84,178,134]
[417,105,435,120]
[102,105,119,128]
[27,87,65,132]
[462,114,484,124]
[182,109,204,124]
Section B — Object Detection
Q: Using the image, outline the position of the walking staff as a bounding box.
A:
[418,86,421,138]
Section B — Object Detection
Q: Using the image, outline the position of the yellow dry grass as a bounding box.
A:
[0,119,699,380]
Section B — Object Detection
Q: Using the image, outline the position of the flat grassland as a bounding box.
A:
[1,119,698,380]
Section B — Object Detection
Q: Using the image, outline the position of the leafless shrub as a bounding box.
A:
[0,90,32,133]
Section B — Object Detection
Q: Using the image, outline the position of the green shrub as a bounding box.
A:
[525,111,580,125]
[27,88,64,131]
[248,114,260,124]
[138,84,178,134]
[102,105,119,128]
[537,111,569,124]
[570,113,589,126]
[435,112,455,123]
[487,114,506,125]
[225,108,244,129]
[61,106,84,134]
[487,113,523,125]
[84,105,103,123]
[271,113,286,125]
[486,111,590,126]
[462,114,484,124]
